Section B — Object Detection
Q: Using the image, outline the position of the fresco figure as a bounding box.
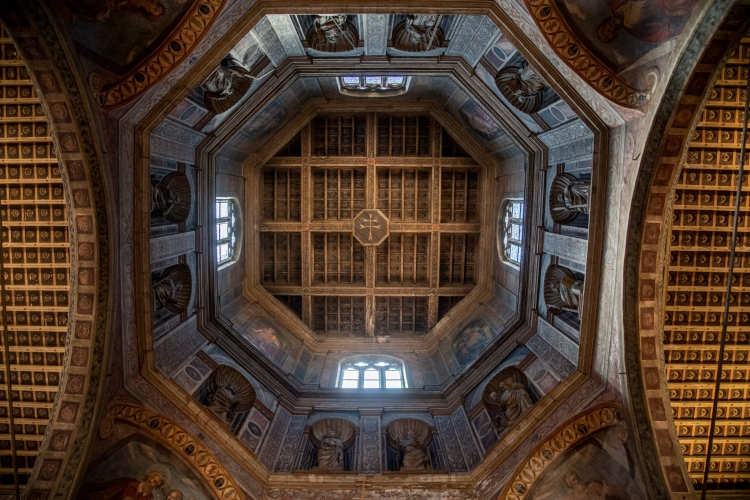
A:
[399,430,430,471]
[151,183,179,219]
[165,490,184,500]
[201,54,255,115]
[555,275,584,311]
[247,325,282,360]
[495,62,546,114]
[78,471,165,500]
[597,0,699,44]
[316,429,345,470]
[561,471,630,500]
[452,318,497,367]
[458,100,504,142]
[203,365,256,424]
[66,0,166,24]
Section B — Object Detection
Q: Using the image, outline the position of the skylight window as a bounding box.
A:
[339,75,407,93]
[338,360,406,389]
[216,198,238,265]
[503,200,524,265]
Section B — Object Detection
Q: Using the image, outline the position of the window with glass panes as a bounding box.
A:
[339,360,405,389]
[340,75,406,92]
[503,201,523,265]
[216,198,238,264]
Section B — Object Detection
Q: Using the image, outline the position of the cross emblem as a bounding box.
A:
[358,213,381,242]
[352,209,389,246]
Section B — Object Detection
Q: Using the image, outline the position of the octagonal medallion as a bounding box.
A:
[353,209,389,246]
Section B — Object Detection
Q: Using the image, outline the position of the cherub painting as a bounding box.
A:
[458,99,504,142]
[451,318,499,368]
[78,436,211,500]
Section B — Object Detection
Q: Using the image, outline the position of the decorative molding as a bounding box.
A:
[153,118,207,147]
[259,406,292,469]
[151,231,196,262]
[274,414,307,473]
[154,316,206,377]
[539,120,594,164]
[498,405,625,500]
[445,15,499,67]
[364,14,388,55]
[451,407,482,470]
[522,0,650,108]
[98,402,242,500]
[536,317,578,364]
[254,14,306,68]
[542,231,587,267]
[434,415,468,473]
[526,333,576,379]
[94,0,226,108]
[360,416,381,474]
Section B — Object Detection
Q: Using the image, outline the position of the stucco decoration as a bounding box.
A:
[495,63,546,114]
[543,265,583,315]
[201,54,255,114]
[483,367,536,433]
[392,15,445,52]
[310,418,355,471]
[306,15,359,53]
[97,403,242,500]
[151,171,191,223]
[387,419,432,471]
[153,263,193,314]
[549,173,590,224]
[203,365,256,424]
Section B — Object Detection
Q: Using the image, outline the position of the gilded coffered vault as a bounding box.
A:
[0,0,746,499]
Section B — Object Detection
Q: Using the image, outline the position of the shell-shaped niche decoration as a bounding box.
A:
[544,264,584,316]
[201,54,255,115]
[482,366,534,433]
[151,171,192,223]
[204,365,256,424]
[494,62,546,114]
[391,15,445,52]
[306,15,359,53]
[549,172,590,224]
[152,263,193,314]
[310,418,356,471]
[386,418,432,471]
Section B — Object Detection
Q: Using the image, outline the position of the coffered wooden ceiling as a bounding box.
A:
[0,29,68,493]
[663,33,750,491]
[254,113,485,338]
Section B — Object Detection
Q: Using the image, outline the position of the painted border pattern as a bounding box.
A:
[0,1,112,498]
[93,0,226,108]
[99,402,241,500]
[523,0,650,108]
[497,405,625,499]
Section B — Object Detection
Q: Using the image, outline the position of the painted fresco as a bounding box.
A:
[58,1,196,73]
[525,425,645,500]
[242,317,287,365]
[524,0,701,106]
[451,317,499,369]
[78,436,211,500]
[458,99,504,142]
[555,0,698,72]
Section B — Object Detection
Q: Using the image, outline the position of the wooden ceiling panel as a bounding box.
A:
[256,112,486,337]
[663,36,750,490]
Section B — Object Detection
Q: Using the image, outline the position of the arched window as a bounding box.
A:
[339,359,406,389]
[502,200,524,265]
[339,75,407,94]
[216,198,238,264]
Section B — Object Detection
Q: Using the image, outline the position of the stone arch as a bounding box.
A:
[622,4,750,498]
[0,3,112,498]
